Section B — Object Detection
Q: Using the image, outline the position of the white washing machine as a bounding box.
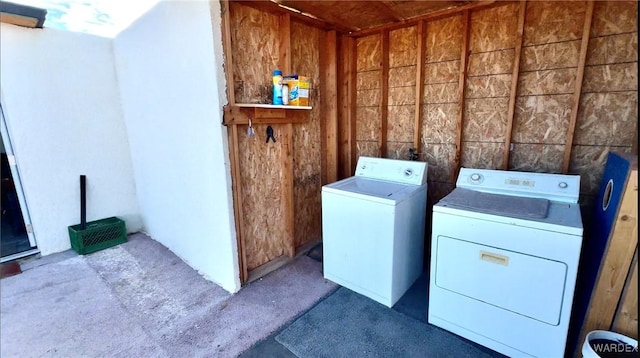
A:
[428,168,583,357]
[322,156,428,307]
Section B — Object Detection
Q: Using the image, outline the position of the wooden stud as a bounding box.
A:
[562,0,594,174]
[501,0,527,170]
[229,124,248,283]
[414,20,426,151]
[221,0,236,106]
[578,163,638,348]
[279,13,291,73]
[612,249,638,339]
[348,36,358,175]
[380,30,389,158]
[221,0,247,283]
[279,13,295,258]
[321,30,339,184]
[452,10,470,182]
[283,123,295,258]
[350,1,496,38]
[339,35,357,178]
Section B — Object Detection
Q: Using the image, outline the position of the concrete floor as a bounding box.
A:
[0,233,337,357]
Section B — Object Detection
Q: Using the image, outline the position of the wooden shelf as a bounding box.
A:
[235,103,312,110]
[223,104,311,125]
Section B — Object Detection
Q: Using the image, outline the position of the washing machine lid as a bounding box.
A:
[322,177,423,204]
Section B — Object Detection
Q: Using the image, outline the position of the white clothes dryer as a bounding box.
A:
[428,168,583,357]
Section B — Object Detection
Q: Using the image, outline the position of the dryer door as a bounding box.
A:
[434,235,567,325]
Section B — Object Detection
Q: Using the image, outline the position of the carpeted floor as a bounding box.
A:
[0,233,337,358]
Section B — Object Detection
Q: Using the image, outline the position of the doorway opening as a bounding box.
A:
[1,104,38,262]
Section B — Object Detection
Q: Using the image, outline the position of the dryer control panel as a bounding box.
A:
[355,156,428,185]
[456,168,580,203]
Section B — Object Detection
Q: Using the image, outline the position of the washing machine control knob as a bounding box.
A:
[470,173,482,182]
[559,182,568,189]
[404,168,413,177]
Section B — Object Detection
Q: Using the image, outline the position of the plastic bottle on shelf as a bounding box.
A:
[272,69,283,105]
[282,82,289,105]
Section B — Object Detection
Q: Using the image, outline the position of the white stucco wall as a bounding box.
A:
[113,1,239,292]
[0,24,141,255]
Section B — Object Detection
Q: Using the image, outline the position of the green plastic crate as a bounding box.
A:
[68,217,127,255]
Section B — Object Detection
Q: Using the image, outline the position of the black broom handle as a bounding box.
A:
[80,175,86,230]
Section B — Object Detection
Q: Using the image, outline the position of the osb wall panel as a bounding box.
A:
[582,63,638,93]
[591,1,638,37]
[357,35,381,71]
[468,49,514,76]
[570,145,634,197]
[357,89,381,107]
[521,41,581,72]
[291,21,322,248]
[517,69,576,96]
[426,15,462,63]
[461,142,503,169]
[238,124,286,270]
[423,83,459,104]
[574,93,638,146]
[587,33,638,66]
[356,141,379,158]
[463,98,509,142]
[357,70,381,90]
[422,103,458,143]
[388,106,415,142]
[420,143,457,183]
[469,3,518,53]
[389,66,416,85]
[465,74,511,99]
[390,26,417,67]
[512,95,572,144]
[230,3,280,104]
[387,142,414,160]
[388,86,415,106]
[523,1,585,46]
[356,107,381,141]
[509,144,564,173]
[425,61,460,84]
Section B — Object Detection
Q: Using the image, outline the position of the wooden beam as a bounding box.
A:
[414,20,426,152]
[350,0,497,38]
[222,106,309,125]
[321,30,339,184]
[279,13,295,258]
[282,123,295,258]
[338,35,349,179]
[562,0,594,174]
[612,248,638,339]
[578,163,638,349]
[378,1,406,22]
[380,30,389,158]
[229,124,248,283]
[501,0,526,170]
[221,0,236,106]
[349,37,358,175]
[452,10,470,182]
[279,13,291,73]
[232,0,354,33]
[221,0,247,283]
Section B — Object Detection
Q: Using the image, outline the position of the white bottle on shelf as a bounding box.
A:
[282,83,289,105]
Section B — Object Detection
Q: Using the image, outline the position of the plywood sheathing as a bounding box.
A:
[291,21,323,249]
[570,0,638,196]
[461,3,518,171]
[238,123,286,270]
[348,0,636,205]
[356,34,382,158]
[230,3,280,104]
